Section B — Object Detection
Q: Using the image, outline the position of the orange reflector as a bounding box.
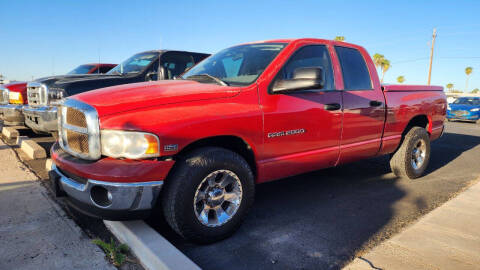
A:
[144,134,159,155]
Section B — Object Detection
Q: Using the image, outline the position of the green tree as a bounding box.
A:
[472,88,479,94]
[446,83,454,92]
[334,36,345,42]
[397,76,405,84]
[465,67,473,91]
[380,59,391,83]
[372,53,385,70]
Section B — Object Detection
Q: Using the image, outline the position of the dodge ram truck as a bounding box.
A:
[50,38,446,243]
[23,50,209,134]
[0,63,116,126]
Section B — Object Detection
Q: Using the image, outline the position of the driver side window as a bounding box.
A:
[279,45,335,90]
[161,52,195,79]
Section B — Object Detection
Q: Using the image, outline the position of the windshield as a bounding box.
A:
[107,52,158,75]
[453,97,480,106]
[68,65,95,74]
[182,43,286,86]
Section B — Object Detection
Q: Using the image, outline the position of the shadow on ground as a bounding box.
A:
[149,123,480,270]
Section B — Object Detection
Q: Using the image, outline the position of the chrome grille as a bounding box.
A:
[0,87,8,105]
[59,99,101,160]
[27,82,48,106]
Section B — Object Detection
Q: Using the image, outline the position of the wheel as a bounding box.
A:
[161,147,255,243]
[390,127,431,179]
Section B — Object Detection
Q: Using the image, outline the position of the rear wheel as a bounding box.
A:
[161,147,255,243]
[390,127,431,179]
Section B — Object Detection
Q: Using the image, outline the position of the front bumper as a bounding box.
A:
[23,105,58,132]
[447,110,480,121]
[0,104,25,125]
[50,164,163,220]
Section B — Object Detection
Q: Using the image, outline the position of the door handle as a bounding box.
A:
[370,100,383,107]
[324,103,341,111]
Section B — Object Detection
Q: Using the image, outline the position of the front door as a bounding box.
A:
[260,44,343,180]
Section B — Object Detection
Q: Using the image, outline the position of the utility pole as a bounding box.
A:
[427,28,437,85]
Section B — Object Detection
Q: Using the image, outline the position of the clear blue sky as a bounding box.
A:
[1,0,479,91]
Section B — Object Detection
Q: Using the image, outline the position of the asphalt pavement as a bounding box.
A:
[150,121,480,270]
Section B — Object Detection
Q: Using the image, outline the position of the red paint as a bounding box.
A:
[2,82,28,104]
[54,38,446,184]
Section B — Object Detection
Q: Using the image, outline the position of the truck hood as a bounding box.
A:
[35,74,121,88]
[449,103,480,111]
[73,80,241,117]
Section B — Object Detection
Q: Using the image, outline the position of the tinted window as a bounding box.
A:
[161,52,195,79]
[278,45,334,90]
[335,46,372,90]
[68,65,95,74]
[99,66,114,73]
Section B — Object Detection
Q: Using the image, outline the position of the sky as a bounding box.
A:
[1,0,479,91]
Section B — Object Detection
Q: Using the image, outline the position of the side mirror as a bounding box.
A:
[271,67,324,93]
[145,71,158,81]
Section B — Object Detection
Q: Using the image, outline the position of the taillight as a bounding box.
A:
[9,92,24,104]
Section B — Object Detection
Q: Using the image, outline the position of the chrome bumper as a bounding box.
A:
[0,104,25,125]
[52,164,163,212]
[23,105,58,132]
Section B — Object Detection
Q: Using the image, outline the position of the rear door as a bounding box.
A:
[334,46,386,164]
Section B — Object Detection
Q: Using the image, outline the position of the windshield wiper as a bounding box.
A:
[186,74,229,86]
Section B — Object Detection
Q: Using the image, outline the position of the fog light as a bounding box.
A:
[90,186,113,207]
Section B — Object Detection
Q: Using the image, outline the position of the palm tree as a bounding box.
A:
[334,36,345,42]
[372,53,385,71]
[465,67,473,91]
[380,59,391,83]
[446,83,454,92]
[472,88,479,94]
[397,76,405,84]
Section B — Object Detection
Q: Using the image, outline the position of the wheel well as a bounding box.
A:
[175,136,257,177]
[403,115,430,136]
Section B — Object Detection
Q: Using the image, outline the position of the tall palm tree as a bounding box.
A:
[446,83,454,92]
[334,36,345,42]
[397,76,405,84]
[465,67,473,91]
[372,53,385,71]
[380,59,391,83]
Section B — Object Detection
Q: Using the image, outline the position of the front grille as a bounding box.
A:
[452,110,469,117]
[66,129,89,154]
[66,107,87,128]
[0,87,8,105]
[27,82,48,106]
[59,99,101,160]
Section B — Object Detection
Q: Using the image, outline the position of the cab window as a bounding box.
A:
[278,45,335,90]
[161,52,195,79]
[335,46,372,90]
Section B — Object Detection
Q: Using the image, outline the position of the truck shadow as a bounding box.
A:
[148,127,480,270]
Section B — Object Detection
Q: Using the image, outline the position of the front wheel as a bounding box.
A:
[390,127,431,179]
[161,147,255,244]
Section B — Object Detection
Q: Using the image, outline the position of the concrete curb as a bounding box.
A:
[1,126,19,139]
[20,139,47,159]
[104,221,200,270]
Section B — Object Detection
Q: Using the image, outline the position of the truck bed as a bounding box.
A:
[382,84,444,92]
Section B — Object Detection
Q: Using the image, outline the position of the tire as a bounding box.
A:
[161,147,255,244]
[390,127,431,179]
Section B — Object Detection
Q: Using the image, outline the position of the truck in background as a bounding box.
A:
[23,50,209,135]
[0,63,117,125]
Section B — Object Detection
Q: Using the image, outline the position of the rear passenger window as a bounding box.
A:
[279,45,335,90]
[335,46,372,90]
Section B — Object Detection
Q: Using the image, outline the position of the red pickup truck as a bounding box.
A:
[51,38,446,243]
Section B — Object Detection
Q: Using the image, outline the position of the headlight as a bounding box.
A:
[9,91,24,104]
[101,130,160,159]
[48,88,66,105]
[471,108,480,112]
